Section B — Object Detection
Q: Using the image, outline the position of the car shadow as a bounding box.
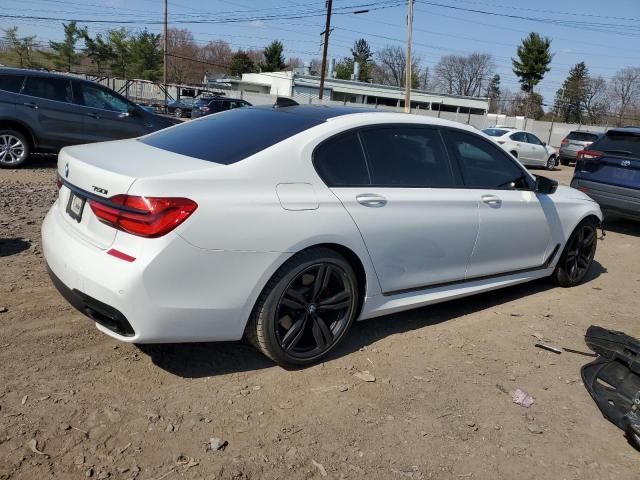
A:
[603,217,640,237]
[22,154,58,169]
[138,263,605,378]
[0,238,31,257]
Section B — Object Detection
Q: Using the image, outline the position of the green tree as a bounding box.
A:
[229,50,257,76]
[512,32,552,93]
[553,62,589,123]
[334,57,354,80]
[3,27,38,68]
[351,38,373,81]
[261,40,286,72]
[44,21,84,71]
[486,74,501,112]
[107,28,131,78]
[81,31,113,76]
[128,30,163,80]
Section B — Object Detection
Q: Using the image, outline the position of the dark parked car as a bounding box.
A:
[0,68,181,167]
[166,98,194,118]
[570,127,640,220]
[191,97,251,119]
[559,130,605,166]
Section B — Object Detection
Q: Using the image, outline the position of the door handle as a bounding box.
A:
[356,193,387,208]
[87,112,100,119]
[481,194,502,206]
[23,102,38,109]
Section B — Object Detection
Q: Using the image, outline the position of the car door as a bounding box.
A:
[317,126,480,294]
[443,129,553,279]
[526,133,548,166]
[508,131,532,163]
[16,75,85,149]
[0,72,25,117]
[74,81,146,142]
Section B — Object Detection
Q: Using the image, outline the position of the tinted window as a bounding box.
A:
[23,76,73,103]
[444,130,530,189]
[314,132,369,186]
[591,131,640,159]
[77,82,129,112]
[483,128,509,137]
[360,127,455,187]
[195,98,211,107]
[140,107,323,164]
[567,131,599,142]
[0,73,25,93]
[526,133,543,145]
[510,132,527,142]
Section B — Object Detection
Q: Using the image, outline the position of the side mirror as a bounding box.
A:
[535,175,558,195]
[542,141,547,146]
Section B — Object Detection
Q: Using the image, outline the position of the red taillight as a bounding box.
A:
[576,150,603,161]
[561,138,569,145]
[89,195,198,238]
[56,173,63,190]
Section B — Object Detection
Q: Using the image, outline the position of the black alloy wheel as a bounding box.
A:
[553,219,598,287]
[246,248,359,366]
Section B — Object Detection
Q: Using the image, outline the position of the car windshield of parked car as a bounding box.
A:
[567,131,599,142]
[482,128,510,137]
[139,107,323,165]
[592,131,640,159]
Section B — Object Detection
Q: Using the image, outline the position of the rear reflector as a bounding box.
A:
[89,195,198,238]
[107,249,136,262]
[578,187,589,193]
[561,138,569,145]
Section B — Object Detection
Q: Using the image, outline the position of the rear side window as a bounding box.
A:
[510,132,527,142]
[359,127,455,187]
[483,128,509,137]
[314,132,370,186]
[140,107,323,165]
[567,131,599,142]
[0,73,25,93]
[444,130,530,190]
[23,76,73,103]
[592,131,640,158]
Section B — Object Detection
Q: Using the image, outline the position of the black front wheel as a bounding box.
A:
[553,219,598,287]
[246,248,359,367]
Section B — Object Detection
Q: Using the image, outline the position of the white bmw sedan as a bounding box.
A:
[483,127,558,170]
[43,102,602,366]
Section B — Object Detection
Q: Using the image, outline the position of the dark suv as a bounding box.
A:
[570,127,640,220]
[191,96,251,119]
[0,68,181,167]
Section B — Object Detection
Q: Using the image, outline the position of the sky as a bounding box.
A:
[2,0,640,105]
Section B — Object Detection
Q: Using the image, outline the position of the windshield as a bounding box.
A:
[567,131,599,142]
[194,98,213,107]
[483,128,509,137]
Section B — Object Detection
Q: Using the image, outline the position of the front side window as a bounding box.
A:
[314,132,370,186]
[359,127,455,187]
[23,76,73,103]
[526,133,543,145]
[77,82,129,113]
[0,73,25,93]
[444,129,531,190]
[510,131,527,142]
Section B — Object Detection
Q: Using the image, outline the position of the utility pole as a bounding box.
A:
[404,0,414,113]
[163,0,168,113]
[318,0,332,101]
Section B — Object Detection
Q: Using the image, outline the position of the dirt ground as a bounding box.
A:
[1,156,639,480]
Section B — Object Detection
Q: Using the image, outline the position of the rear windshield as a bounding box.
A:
[592,131,640,159]
[567,131,599,142]
[139,107,323,164]
[483,128,509,137]
[194,98,213,106]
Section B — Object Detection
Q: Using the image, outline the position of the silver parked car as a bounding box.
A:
[559,130,604,166]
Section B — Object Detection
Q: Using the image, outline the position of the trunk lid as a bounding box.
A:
[57,139,217,249]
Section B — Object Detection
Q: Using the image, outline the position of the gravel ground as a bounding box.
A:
[1,156,639,480]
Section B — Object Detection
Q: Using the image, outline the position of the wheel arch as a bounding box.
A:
[0,119,37,150]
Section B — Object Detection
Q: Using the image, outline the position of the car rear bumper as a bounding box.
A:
[42,199,289,343]
[570,178,640,220]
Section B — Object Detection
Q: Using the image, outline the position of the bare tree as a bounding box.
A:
[373,44,421,87]
[200,40,233,76]
[583,76,608,124]
[609,67,640,126]
[165,28,200,84]
[433,52,494,97]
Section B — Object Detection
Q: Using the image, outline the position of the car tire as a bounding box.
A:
[552,217,598,287]
[174,108,182,118]
[246,247,360,367]
[546,155,556,170]
[0,129,30,168]
[560,157,570,166]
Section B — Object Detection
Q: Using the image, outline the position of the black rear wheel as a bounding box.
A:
[553,218,598,287]
[246,248,359,366]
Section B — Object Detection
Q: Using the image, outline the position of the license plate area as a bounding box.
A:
[66,191,86,223]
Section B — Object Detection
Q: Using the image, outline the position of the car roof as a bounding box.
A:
[0,67,82,81]
[251,104,379,122]
[569,130,604,135]
[606,126,640,135]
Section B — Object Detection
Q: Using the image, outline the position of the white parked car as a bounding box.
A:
[42,103,602,366]
[483,127,558,170]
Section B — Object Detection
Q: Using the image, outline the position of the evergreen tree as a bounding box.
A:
[351,38,373,81]
[81,31,113,76]
[128,30,163,81]
[3,27,38,68]
[44,21,84,72]
[486,74,501,112]
[554,62,589,123]
[107,28,131,78]
[261,41,286,72]
[512,32,552,93]
[229,51,257,76]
